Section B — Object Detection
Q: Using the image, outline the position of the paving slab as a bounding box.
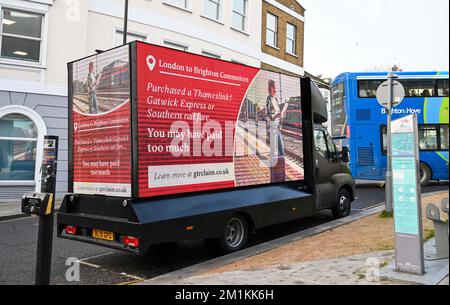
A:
[380,239,449,285]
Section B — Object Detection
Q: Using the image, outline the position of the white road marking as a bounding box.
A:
[77,252,114,268]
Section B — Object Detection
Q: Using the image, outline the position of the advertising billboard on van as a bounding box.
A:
[69,42,304,198]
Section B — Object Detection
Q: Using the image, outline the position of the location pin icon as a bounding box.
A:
[146,55,156,71]
[74,123,78,132]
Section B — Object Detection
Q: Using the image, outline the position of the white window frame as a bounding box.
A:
[113,27,148,47]
[163,40,189,52]
[231,0,248,33]
[201,0,223,24]
[286,23,297,56]
[0,105,47,189]
[0,1,49,69]
[266,12,278,48]
[162,0,193,13]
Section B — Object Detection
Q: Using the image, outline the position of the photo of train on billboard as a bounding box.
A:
[72,47,130,115]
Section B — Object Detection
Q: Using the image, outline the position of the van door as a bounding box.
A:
[314,127,339,209]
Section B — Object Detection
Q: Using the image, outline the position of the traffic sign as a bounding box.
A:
[376,80,405,107]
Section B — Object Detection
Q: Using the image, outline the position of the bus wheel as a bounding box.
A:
[219,215,249,253]
[420,163,431,186]
[332,189,351,219]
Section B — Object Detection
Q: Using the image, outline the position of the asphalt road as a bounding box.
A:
[0,182,447,285]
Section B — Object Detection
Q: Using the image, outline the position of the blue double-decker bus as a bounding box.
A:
[331,71,449,185]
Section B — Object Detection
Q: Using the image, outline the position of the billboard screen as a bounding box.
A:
[136,42,303,198]
[71,45,132,197]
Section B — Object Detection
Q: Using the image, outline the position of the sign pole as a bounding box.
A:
[35,136,59,285]
[376,74,405,213]
[385,73,394,213]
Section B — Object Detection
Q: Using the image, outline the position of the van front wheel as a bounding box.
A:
[332,189,351,219]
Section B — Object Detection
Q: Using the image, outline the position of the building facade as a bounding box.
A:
[0,0,305,202]
[261,0,305,76]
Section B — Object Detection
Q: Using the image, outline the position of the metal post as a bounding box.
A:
[123,0,129,45]
[35,203,54,285]
[35,136,58,285]
[385,73,394,213]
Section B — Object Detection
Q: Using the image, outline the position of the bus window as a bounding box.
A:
[419,126,438,151]
[381,125,448,152]
[381,126,387,152]
[358,80,382,98]
[441,125,449,150]
[437,79,449,97]
[331,82,347,138]
[401,79,435,97]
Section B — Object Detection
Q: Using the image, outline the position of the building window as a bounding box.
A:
[163,0,191,11]
[232,0,247,31]
[0,114,38,181]
[286,23,297,55]
[203,0,221,21]
[202,50,221,59]
[0,8,44,63]
[163,40,189,52]
[266,13,278,47]
[115,30,146,47]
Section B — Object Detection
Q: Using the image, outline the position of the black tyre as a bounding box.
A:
[332,189,351,219]
[419,163,432,186]
[218,215,249,253]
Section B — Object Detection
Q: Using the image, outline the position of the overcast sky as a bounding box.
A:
[301,0,450,78]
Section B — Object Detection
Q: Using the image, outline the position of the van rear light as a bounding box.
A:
[123,236,139,248]
[346,126,351,138]
[65,225,77,235]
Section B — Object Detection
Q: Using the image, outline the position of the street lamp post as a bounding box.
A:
[123,0,129,45]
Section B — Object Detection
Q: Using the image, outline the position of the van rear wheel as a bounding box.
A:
[218,215,249,253]
[332,189,351,219]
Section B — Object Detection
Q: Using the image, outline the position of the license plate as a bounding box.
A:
[92,229,114,241]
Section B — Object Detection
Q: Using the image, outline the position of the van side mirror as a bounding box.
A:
[341,147,350,163]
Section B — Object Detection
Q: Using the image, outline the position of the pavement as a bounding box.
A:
[144,242,448,286]
[141,191,449,286]
[0,198,63,221]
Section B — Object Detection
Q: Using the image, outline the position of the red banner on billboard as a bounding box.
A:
[71,46,132,197]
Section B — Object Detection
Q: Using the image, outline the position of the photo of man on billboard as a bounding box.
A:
[233,70,303,187]
[266,79,289,182]
[87,62,101,114]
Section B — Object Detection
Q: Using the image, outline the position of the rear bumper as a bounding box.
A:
[57,212,143,254]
